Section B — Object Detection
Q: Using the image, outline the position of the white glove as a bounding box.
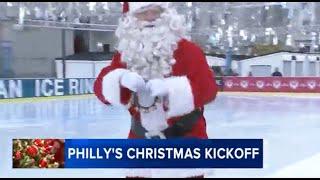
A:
[146,78,169,97]
[120,71,146,92]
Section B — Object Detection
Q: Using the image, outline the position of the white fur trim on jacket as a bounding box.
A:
[163,76,195,119]
[102,68,130,106]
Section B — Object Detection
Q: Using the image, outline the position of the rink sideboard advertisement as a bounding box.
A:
[223,77,320,93]
[0,78,95,99]
[1,77,320,99]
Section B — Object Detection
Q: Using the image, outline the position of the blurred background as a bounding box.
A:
[1,2,320,79]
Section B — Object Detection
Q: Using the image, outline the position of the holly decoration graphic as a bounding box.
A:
[12,139,64,168]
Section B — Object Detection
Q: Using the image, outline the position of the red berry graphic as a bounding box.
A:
[33,139,43,147]
[15,151,22,160]
[44,139,54,146]
[39,158,48,168]
[26,145,38,157]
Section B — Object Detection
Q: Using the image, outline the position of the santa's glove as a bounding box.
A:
[146,78,169,97]
[120,71,146,92]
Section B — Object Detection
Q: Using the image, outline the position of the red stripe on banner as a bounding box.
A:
[222,77,320,93]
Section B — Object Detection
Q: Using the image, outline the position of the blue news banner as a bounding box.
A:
[64,139,263,168]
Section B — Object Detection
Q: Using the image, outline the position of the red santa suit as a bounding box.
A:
[93,2,218,178]
[94,38,218,139]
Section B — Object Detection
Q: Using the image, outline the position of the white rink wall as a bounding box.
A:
[238,52,320,77]
[55,60,112,78]
[206,56,239,70]
[55,52,320,78]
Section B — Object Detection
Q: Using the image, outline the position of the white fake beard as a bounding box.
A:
[115,8,187,80]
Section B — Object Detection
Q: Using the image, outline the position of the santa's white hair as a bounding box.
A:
[115,5,188,80]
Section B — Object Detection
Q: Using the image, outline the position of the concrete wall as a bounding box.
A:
[89,31,117,53]
[0,20,119,78]
[0,21,74,78]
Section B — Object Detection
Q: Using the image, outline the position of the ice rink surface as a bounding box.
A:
[1,92,320,178]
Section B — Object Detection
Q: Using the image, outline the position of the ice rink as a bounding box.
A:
[1,92,320,178]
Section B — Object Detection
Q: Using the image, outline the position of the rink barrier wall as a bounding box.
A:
[1,77,320,99]
[222,77,320,93]
[0,94,94,103]
[0,78,95,99]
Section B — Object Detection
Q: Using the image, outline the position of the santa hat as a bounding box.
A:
[122,2,169,14]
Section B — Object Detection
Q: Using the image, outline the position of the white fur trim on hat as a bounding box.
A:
[128,2,169,14]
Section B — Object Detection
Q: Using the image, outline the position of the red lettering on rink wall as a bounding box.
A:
[222,77,320,93]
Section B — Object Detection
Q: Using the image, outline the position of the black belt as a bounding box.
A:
[131,109,202,139]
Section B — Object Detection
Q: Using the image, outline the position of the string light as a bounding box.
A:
[273,36,278,45]
[286,34,292,46]
[88,2,96,11]
[251,35,256,42]
[3,2,319,53]
[186,2,192,7]
[102,2,109,10]
[18,6,25,25]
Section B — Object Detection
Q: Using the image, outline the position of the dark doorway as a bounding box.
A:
[74,30,89,53]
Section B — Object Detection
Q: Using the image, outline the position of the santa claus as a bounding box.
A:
[94,2,218,178]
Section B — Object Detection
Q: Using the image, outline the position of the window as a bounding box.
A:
[309,62,316,76]
[295,61,303,76]
[283,61,292,77]
[250,65,272,77]
[74,30,89,53]
[103,44,110,53]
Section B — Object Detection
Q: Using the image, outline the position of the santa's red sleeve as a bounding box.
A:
[163,40,218,118]
[94,52,132,107]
